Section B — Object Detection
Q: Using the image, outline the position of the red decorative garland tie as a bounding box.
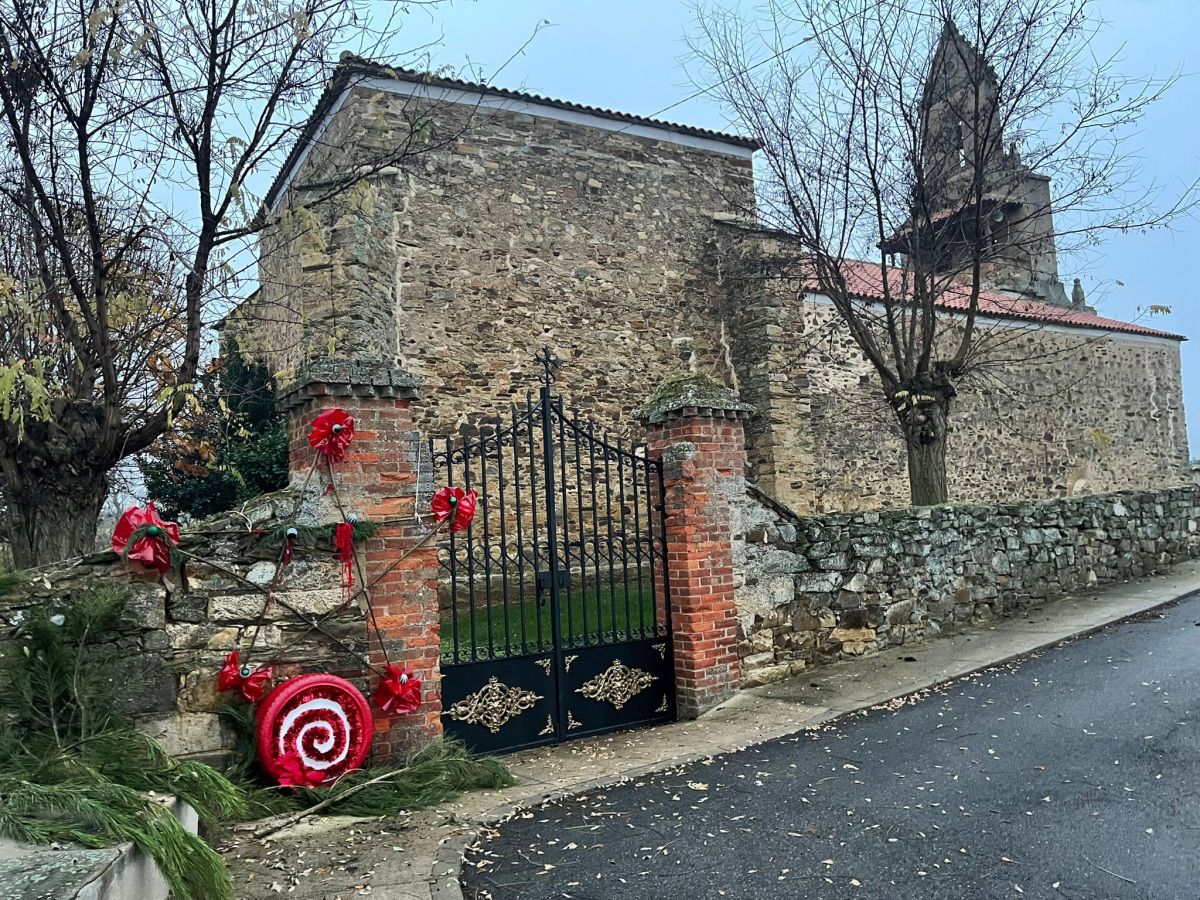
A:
[334,521,355,606]
[111,502,180,574]
[374,666,422,715]
[308,408,355,463]
[431,486,479,532]
[217,651,274,702]
[276,751,326,789]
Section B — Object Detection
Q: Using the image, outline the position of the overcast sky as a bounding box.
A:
[387,0,1200,449]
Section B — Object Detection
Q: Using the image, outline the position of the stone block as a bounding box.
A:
[741,651,775,670]
[166,591,208,624]
[139,713,228,758]
[795,571,841,593]
[829,627,875,644]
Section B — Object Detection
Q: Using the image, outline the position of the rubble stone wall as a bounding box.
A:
[795,301,1190,513]
[241,86,756,439]
[719,233,1190,514]
[732,483,1200,684]
[0,495,363,760]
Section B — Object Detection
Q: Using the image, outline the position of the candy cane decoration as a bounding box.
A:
[255,673,373,786]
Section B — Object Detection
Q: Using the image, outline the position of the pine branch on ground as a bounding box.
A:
[221,697,515,821]
[0,586,245,900]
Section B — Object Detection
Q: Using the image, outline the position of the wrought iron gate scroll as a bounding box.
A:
[433,352,675,753]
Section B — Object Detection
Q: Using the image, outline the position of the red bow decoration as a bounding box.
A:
[111,502,179,574]
[374,666,422,714]
[431,486,479,532]
[216,651,274,703]
[276,751,326,789]
[308,408,355,463]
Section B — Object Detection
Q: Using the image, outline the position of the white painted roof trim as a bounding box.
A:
[270,76,755,213]
[271,84,354,215]
[803,291,1183,347]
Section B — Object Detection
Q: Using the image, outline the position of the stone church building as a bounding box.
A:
[237,44,1188,514]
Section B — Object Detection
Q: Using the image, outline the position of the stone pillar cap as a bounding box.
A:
[278,357,421,410]
[635,372,755,424]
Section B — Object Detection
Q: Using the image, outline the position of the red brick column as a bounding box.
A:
[640,378,753,718]
[281,360,441,761]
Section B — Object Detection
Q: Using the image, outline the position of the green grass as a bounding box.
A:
[440,577,662,661]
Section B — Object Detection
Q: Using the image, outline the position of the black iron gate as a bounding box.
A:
[433,352,675,754]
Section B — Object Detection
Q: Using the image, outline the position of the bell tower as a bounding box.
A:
[917,21,1068,306]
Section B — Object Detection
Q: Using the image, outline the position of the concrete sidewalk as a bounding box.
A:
[221,560,1200,900]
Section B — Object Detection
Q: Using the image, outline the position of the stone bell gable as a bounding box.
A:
[237,56,1189,516]
[907,21,1066,305]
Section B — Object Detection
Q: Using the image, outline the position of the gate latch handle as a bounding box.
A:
[536,570,570,605]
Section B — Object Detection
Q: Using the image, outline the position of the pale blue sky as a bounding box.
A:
[387,0,1200,448]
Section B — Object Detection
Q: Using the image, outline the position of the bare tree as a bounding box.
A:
[0,0,454,566]
[692,0,1192,505]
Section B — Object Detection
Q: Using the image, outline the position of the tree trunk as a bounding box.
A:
[4,469,110,568]
[901,397,950,506]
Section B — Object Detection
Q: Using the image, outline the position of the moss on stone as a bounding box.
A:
[635,372,755,423]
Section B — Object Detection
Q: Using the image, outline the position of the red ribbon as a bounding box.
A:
[308,408,355,463]
[281,529,297,566]
[111,502,179,574]
[216,651,274,703]
[431,486,479,533]
[276,750,326,788]
[374,666,422,715]
[334,522,355,606]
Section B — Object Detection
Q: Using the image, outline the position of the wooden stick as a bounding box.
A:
[251,769,407,839]
[1083,856,1136,885]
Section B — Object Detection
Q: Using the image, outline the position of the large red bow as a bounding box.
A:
[111,502,179,574]
[431,486,478,532]
[308,408,355,463]
[216,651,274,702]
[374,665,422,715]
[276,750,326,789]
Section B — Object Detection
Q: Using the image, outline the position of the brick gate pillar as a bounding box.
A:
[638,375,754,719]
[280,359,441,761]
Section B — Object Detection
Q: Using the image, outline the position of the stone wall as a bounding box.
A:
[732,484,1200,684]
[241,79,1189,514]
[721,237,1189,512]
[241,85,755,439]
[0,494,365,760]
[799,302,1190,512]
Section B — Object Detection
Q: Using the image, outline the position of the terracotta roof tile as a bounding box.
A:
[818,259,1184,341]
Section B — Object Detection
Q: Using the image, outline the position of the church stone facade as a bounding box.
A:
[238,57,1188,514]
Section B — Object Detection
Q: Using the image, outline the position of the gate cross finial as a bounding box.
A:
[535,346,561,387]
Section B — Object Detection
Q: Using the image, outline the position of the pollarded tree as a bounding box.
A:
[691,0,1192,504]
[0,0,454,565]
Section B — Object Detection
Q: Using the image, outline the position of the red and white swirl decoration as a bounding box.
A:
[255,673,373,785]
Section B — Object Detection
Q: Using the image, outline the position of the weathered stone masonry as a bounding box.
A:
[0,360,444,762]
[244,72,756,439]
[241,63,1189,514]
[731,483,1200,683]
[0,498,366,760]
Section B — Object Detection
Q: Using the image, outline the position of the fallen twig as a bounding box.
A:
[1083,856,1136,885]
[252,769,407,839]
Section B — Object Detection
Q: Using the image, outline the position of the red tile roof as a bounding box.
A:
[812,259,1184,341]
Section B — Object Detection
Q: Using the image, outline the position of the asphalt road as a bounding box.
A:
[462,594,1200,899]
